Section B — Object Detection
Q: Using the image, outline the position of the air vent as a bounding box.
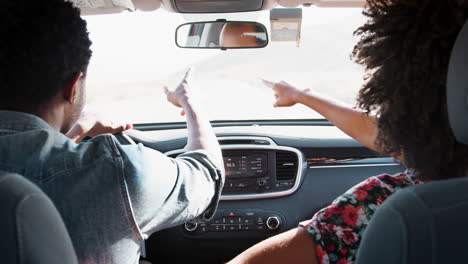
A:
[276,151,298,181]
[218,139,271,145]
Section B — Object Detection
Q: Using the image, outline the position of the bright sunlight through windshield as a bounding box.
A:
[84,7,366,124]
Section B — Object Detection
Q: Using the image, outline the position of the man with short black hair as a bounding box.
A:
[220,23,265,47]
[0,1,224,263]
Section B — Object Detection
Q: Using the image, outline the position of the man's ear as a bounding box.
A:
[63,72,83,104]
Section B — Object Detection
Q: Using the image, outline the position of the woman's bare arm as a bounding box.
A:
[228,227,318,264]
[264,80,379,153]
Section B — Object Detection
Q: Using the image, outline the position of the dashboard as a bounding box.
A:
[126,124,404,264]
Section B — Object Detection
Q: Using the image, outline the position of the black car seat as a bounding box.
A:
[355,20,468,264]
[0,172,78,264]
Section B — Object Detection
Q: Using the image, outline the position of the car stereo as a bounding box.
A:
[166,137,305,200]
[222,149,296,195]
[183,209,284,238]
[224,153,267,177]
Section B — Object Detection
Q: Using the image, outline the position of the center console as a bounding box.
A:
[183,209,284,237]
[221,149,300,199]
[166,136,305,200]
[166,137,305,237]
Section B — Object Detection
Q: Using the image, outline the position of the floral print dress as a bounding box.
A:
[300,172,424,264]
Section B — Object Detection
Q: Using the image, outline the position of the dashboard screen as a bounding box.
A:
[223,154,268,177]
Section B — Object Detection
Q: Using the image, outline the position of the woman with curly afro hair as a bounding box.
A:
[229,0,468,263]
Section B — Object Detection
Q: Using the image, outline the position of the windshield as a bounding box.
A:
[84,7,366,124]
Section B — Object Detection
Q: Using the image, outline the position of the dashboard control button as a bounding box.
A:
[184,221,198,232]
[256,178,267,187]
[244,212,255,217]
[199,224,208,233]
[184,210,283,235]
[243,218,253,224]
[242,225,253,231]
[266,216,281,230]
[236,182,249,188]
[211,225,224,232]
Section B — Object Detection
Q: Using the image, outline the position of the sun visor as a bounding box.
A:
[133,0,161,11]
[270,8,302,47]
[71,0,161,15]
[171,0,263,13]
[278,0,364,7]
[71,0,135,15]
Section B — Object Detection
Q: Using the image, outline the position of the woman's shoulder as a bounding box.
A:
[332,172,423,207]
[367,171,423,186]
[306,172,424,229]
[301,172,425,263]
[302,172,423,228]
[302,172,422,228]
[354,171,423,193]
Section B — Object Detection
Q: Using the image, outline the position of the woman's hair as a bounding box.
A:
[353,0,468,180]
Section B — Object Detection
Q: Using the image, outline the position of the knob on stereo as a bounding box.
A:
[184,221,198,232]
[257,178,267,187]
[266,216,281,230]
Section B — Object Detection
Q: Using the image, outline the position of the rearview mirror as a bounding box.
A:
[176,21,268,49]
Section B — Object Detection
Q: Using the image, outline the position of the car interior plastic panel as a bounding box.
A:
[161,0,365,12]
[75,0,366,15]
[171,0,264,13]
[0,172,78,264]
[73,0,161,15]
[277,0,364,7]
[447,20,468,145]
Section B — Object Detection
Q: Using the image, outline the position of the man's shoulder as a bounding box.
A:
[0,130,122,182]
[78,134,123,157]
[39,130,122,162]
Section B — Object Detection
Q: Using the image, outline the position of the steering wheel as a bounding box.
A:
[111,129,187,153]
[113,131,137,145]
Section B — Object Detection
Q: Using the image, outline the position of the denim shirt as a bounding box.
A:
[0,111,224,264]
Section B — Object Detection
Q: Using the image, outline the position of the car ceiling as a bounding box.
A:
[72,0,365,16]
